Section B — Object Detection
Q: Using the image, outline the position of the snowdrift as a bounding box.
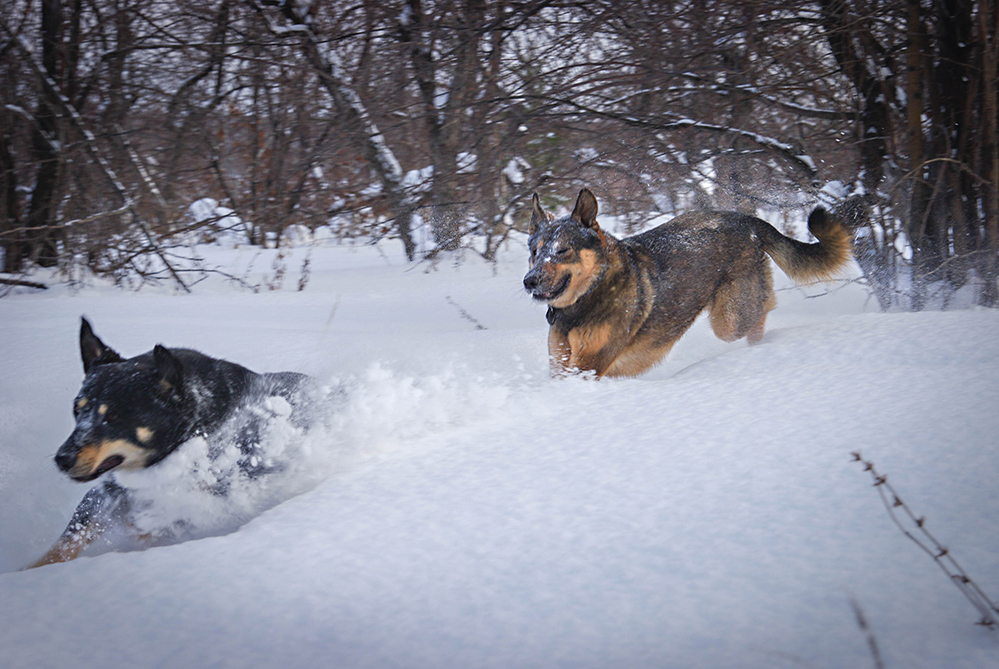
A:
[1,239,997,668]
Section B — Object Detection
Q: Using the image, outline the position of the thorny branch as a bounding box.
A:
[851,451,999,630]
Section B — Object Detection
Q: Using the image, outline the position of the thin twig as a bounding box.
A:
[0,200,136,239]
[849,596,885,669]
[445,295,487,330]
[851,451,999,630]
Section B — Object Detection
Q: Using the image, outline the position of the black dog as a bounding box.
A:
[29,318,323,568]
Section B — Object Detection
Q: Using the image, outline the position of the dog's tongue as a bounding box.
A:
[95,454,125,477]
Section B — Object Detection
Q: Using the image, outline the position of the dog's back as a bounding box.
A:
[633,208,850,283]
[632,207,851,346]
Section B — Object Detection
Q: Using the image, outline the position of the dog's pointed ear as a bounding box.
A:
[153,345,184,397]
[80,317,123,374]
[528,193,548,236]
[569,188,599,231]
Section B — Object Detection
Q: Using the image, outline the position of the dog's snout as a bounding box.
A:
[54,450,76,473]
[524,273,539,292]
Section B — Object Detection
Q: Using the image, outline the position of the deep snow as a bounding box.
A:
[1,235,998,668]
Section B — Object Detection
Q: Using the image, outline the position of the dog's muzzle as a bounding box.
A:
[524,270,569,302]
[54,436,141,482]
[54,449,77,473]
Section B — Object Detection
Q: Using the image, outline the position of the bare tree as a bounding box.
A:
[819,0,998,308]
[0,0,994,308]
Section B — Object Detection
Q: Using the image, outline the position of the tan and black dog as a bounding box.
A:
[28,318,323,568]
[523,188,852,377]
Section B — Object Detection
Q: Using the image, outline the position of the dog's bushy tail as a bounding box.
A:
[756,207,852,283]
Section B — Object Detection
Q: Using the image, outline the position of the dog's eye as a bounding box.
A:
[554,247,571,258]
[97,405,116,424]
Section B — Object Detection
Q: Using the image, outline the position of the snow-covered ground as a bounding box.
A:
[1,235,998,668]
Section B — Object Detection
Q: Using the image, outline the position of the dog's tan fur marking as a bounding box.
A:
[135,427,154,443]
[566,322,615,371]
[604,339,676,377]
[763,208,853,283]
[76,397,88,410]
[98,404,108,416]
[69,439,152,480]
[550,249,602,309]
[708,283,741,342]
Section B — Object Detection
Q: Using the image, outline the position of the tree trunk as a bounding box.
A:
[24,0,65,269]
[905,0,932,272]
[818,0,893,305]
[977,2,999,305]
[258,1,417,260]
[0,121,22,274]
[401,0,487,252]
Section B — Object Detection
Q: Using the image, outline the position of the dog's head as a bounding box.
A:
[54,318,189,482]
[523,188,608,308]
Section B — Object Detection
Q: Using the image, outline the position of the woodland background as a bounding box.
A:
[1,0,997,308]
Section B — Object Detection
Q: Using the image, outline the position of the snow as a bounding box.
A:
[1,236,998,668]
[502,157,530,185]
[457,152,477,174]
[820,179,851,203]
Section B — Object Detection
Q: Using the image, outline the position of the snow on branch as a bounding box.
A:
[539,95,819,178]
[249,0,417,260]
[667,70,857,122]
[249,0,405,190]
[656,116,818,176]
[0,277,48,291]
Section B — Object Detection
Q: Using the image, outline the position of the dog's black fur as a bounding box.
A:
[28,318,320,568]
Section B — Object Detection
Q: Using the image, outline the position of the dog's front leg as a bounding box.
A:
[547,327,573,377]
[561,323,625,377]
[25,481,128,569]
[29,521,105,568]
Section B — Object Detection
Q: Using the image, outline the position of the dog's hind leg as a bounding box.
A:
[748,265,777,344]
[746,266,777,345]
[709,263,776,344]
[709,280,742,342]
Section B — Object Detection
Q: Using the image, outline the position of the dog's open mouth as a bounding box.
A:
[74,454,125,482]
[532,274,570,302]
